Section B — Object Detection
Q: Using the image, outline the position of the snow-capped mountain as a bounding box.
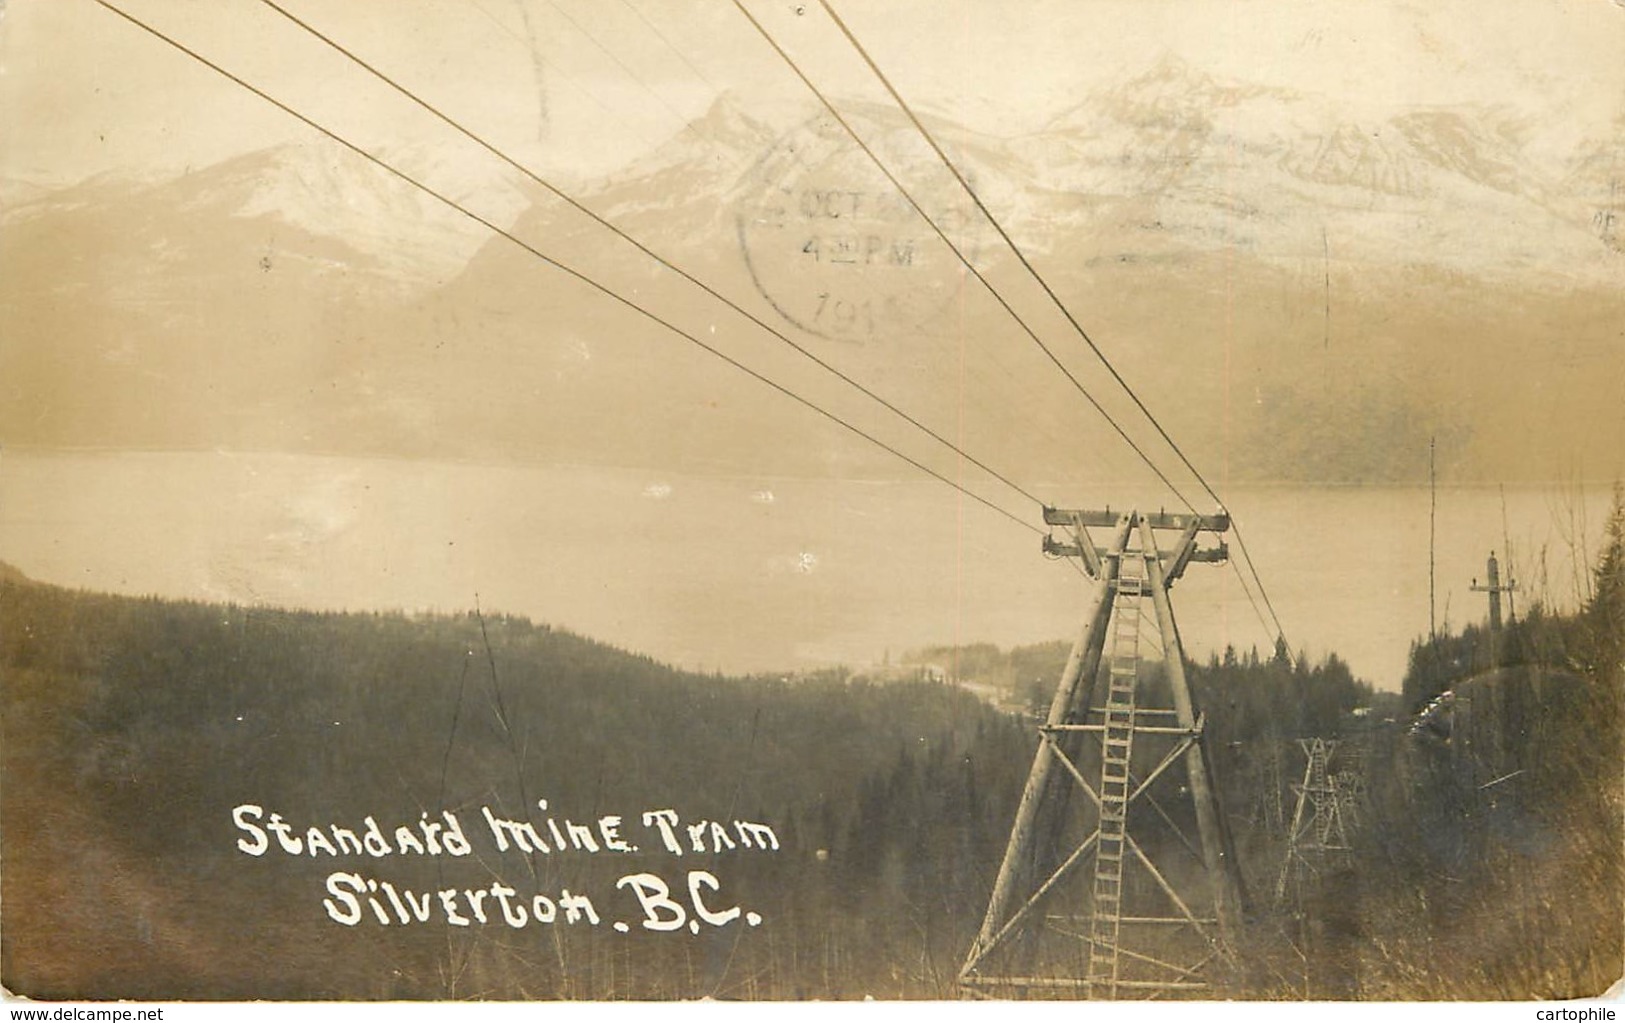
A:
[982,57,1618,284]
[4,140,496,287]
[4,63,1620,482]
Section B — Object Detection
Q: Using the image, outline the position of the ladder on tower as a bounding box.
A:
[1088,549,1147,998]
[1310,741,1335,847]
[959,508,1245,1000]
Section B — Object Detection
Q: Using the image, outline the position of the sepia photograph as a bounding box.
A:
[2,0,1622,1005]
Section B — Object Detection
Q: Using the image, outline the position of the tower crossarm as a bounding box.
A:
[1042,539,1227,572]
[1044,508,1230,532]
[1043,508,1227,583]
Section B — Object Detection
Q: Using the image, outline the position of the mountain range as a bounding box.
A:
[4,57,1620,484]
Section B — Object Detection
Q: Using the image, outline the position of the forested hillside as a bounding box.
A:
[1346,491,1624,999]
[10,529,1614,1001]
[1223,489,1623,1000]
[2,565,1380,1000]
[0,571,1035,999]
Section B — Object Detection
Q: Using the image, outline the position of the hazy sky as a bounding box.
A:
[4,0,1622,188]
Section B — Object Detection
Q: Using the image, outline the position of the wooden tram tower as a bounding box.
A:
[959,508,1247,999]
[1274,738,1357,903]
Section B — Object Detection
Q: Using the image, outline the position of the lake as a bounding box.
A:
[1,448,1616,691]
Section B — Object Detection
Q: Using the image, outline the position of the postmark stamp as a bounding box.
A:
[735,114,985,343]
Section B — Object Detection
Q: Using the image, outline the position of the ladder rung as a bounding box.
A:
[1095,579,1141,974]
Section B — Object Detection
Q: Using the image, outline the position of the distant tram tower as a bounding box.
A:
[959,508,1246,1000]
[1274,738,1360,902]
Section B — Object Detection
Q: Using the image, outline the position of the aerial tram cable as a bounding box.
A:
[613,0,734,102]
[798,0,1291,647]
[462,0,667,153]
[728,0,1205,519]
[89,0,1045,542]
[534,0,712,141]
[250,0,1056,518]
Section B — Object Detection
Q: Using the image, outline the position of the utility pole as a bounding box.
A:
[1470,551,1517,634]
[1498,485,1518,624]
[1429,437,1437,641]
[959,508,1245,999]
[1469,550,1518,713]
